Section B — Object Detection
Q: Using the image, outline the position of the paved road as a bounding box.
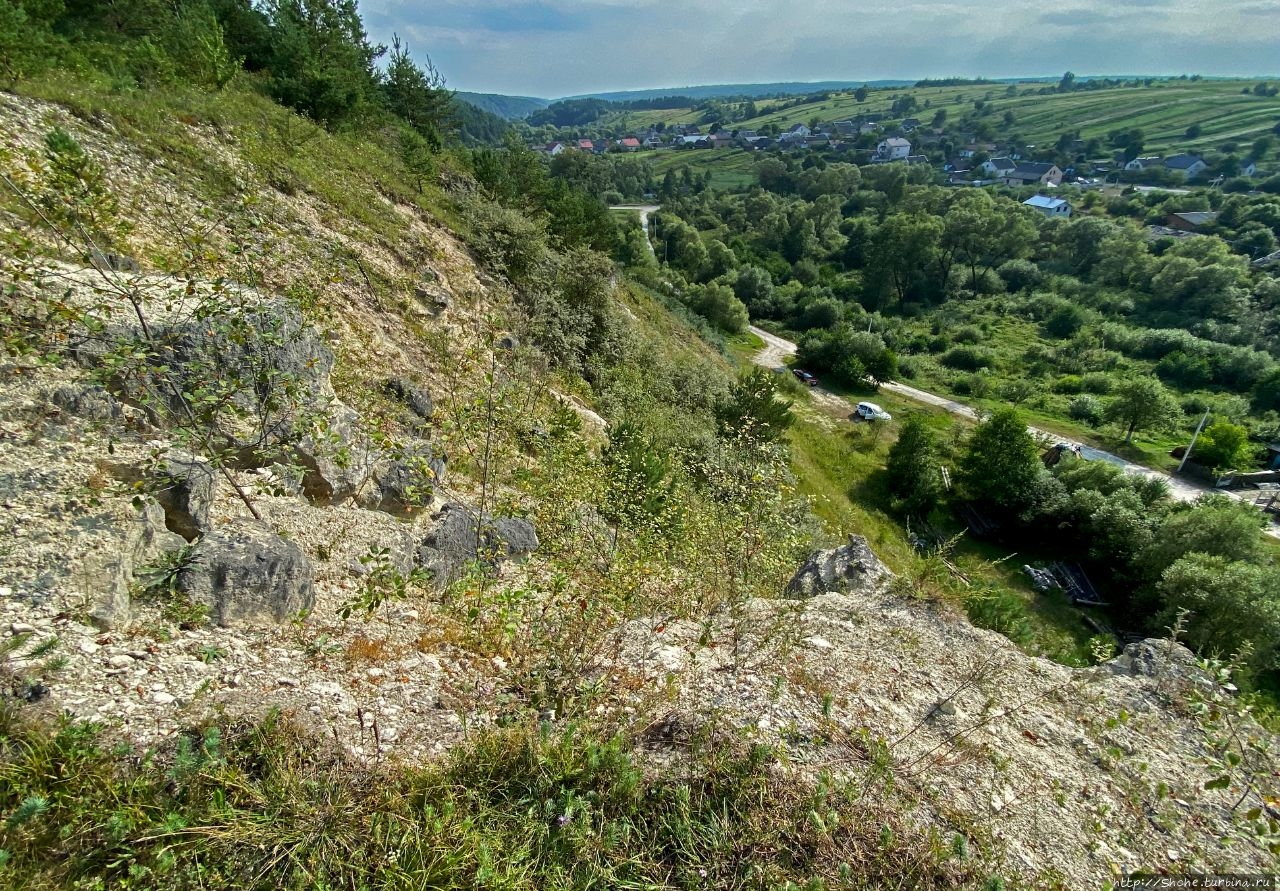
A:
[748,325,1253,513]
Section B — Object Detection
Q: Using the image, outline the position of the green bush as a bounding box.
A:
[1068,395,1104,426]
[965,586,1035,647]
[1080,372,1114,395]
[940,345,993,371]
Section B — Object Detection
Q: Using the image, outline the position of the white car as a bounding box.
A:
[854,401,892,422]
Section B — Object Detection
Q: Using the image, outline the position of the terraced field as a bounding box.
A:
[595,77,1280,156]
[647,146,761,189]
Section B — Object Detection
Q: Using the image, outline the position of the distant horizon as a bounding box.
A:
[456,73,1280,104]
[359,0,1280,98]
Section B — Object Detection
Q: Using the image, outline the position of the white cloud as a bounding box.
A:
[357,0,1280,97]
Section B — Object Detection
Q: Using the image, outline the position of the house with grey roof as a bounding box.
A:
[1024,195,1072,218]
[876,137,912,161]
[1163,154,1207,179]
[1002,162,1063,186]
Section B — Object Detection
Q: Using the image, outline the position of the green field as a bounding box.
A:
[594,77,1280,162]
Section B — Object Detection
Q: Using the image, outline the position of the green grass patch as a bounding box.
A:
[0,705,993,889]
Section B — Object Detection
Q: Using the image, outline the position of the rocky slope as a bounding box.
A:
[1,90,1276,887]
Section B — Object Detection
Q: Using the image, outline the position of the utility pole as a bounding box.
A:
[1177,410,1210,474]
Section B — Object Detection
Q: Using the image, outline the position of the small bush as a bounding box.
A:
[1054,375,1084,394]
[940,345,993,371]
[965,586,1035,647]
[953,325,984,344]
[1080,372,1114,394]
[1068,395,1104,426]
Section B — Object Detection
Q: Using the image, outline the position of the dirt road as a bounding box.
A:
[748,325,1249,511]
[609,204,660,255]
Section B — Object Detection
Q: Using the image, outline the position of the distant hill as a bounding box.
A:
[561,81,913,102]
[454,92,549,120]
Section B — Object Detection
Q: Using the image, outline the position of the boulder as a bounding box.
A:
[290,401,379,504]
[365,452,436,517]
[413,282,451,315]
[785,534,894,599]
[150,450,215,541]
[178,522,315,626]
[89,249,140,273]
[1105,639,1209,686]
[384,377,434,420]
[86,299,381,505]
[82,498,187,630]
[416,503,538,587]
[50,383,121,424]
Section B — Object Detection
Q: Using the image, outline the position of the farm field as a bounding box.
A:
[592,77,1280,158]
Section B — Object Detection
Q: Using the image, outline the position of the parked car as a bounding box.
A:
[792,369,818,386]
[853,401,892,421]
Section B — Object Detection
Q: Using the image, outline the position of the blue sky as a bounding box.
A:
[359,0,1280,98]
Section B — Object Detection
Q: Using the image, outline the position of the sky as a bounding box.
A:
[358,0,1280,98]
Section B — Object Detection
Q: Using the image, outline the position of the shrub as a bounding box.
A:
[1043,302,1088,339]
[1080,372,1113,394]
[996,258,1043,292]
[885,414,944,514]
[1054,375,1084,394]
[1156,350,1212,389]
[953,325,984,344]
[1068,395,1104,426]
[940,345,993,371]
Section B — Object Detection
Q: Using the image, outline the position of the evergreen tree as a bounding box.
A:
[885,414,943,515]
[382,34,454,148]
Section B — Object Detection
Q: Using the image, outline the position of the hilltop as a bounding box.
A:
[0,4,1278,888]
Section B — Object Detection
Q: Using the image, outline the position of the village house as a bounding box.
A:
[981,157,1017,177]
[1164,154,1208,179]
[1123,156,1164,171]
[876,136,912,161]
[900,117,920,132]
[674,134,710,148]
[1002,162,1063,186]
[642,134,663,148]
[778,123,812,143]
[616,136,641,151]
[543,141,568,156]
[576,138,594,152]
[1023,195,1072,218]
[1166,211,1220,232]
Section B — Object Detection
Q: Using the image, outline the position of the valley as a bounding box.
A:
[0,2,1278,888]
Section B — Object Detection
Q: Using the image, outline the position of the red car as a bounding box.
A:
[792,369,818,386]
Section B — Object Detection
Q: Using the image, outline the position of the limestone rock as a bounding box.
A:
[415,503,539,587]
[83,497,187,630]
[178,521,315,626]
[364,447,441,517]
[1105,639,1207,684]
[785,534,894,598]
[384,377,434,420]
[50,384,120,424]
[150,450,215,541]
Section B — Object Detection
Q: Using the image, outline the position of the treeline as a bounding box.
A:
[0,0,503,147]
[889,407,1280,687]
